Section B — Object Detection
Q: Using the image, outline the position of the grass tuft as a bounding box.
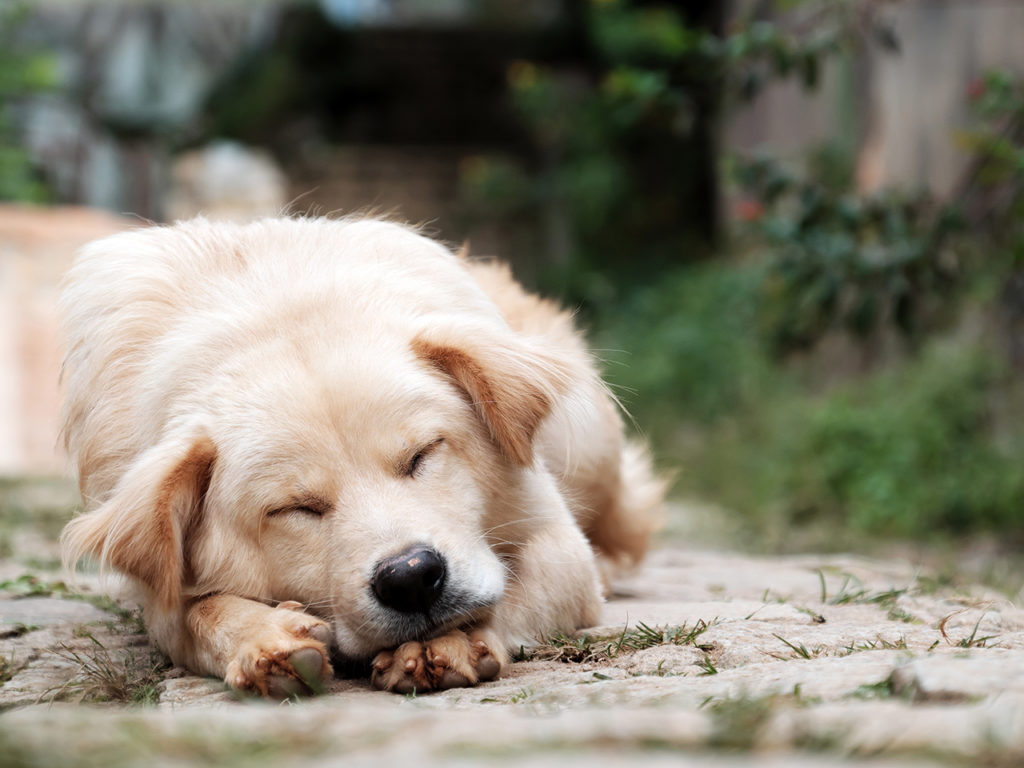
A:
[695,656,718,675]
[841,635,909,654]
[533,619,715,664]
[45,631,169,705]
[815,570,924,623]
[939,611,998,649]
[772,634,815,660]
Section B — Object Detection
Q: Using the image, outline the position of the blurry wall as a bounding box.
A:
[858,1,1024,195]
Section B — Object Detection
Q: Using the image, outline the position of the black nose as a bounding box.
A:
[371,546,447,614]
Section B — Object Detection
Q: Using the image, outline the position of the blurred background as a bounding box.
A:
[2,0,1023,565]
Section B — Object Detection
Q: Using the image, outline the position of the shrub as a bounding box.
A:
[666,335,1024,546]
[594,259,777,431]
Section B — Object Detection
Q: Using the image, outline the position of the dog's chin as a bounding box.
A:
[332,593,498,661]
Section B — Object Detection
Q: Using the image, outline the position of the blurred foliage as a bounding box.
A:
[460,0,895,303]
[599,68,1024,548]
[785,345,1023,536]
[689,341,1024,547]
[958,70,1024,286]
[962,69,1024,204]
[602,269,1024,548]
[734,69,1024,359]
[598,260,776,426]
[0,1,55,202]
[735,153,964,354]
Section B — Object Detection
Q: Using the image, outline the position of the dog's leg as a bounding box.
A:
[371,488,602,694]
[181,595,333,698]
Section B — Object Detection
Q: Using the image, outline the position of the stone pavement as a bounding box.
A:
[3,508,1023,768]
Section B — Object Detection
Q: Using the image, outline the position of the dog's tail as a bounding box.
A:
[588,439,670,570]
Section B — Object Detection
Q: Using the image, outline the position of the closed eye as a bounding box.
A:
[266,497,332,518]
[277,506,323,517]
[406,438,444,477]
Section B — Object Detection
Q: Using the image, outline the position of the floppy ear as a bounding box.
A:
[412,327,569,466]
[62,427,215,610]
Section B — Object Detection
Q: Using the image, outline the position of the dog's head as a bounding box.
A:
[63,309,570,659]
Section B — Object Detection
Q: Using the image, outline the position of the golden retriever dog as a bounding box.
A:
[60,217,664,696]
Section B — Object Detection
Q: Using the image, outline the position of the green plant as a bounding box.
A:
[841,636,908,654]
[695,655,718,675]
[47,631,170,705]
[787,345,1024,535]
[509,687,533,703]
[816,571,909,606]
[596,260,776,430]
[678,337,1024,546]
[958,70,1024,253]
[816,573,918,623]
[940,611,998,649]
[773,633,815,660]
[534,619,714,664]
[736,153,964,353]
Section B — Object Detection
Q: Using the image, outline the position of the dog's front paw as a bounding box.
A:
[370,629,502,694]
[224,603,332,698]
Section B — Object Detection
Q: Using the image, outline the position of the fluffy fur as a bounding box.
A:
[60,217,664,695]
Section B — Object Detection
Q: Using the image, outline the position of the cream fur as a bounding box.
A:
[59,217,665,695]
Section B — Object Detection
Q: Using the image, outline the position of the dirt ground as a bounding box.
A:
[1,482,1023,767]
